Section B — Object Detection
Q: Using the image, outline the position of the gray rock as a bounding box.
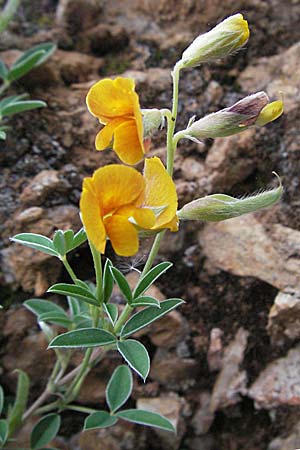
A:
[248,345,300,409]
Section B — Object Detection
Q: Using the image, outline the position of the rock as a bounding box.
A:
[74,420,145,450]
[2,204,81,293]
[199,215,300,291]
[56,0,103,35]
[238,42,300,114]
[137,394,183,431]
[150,348,198,389]
[3,307,35,337]
[207,328,223,372]
[204,128,257,192]
[191,391,215,435]
[20,170,70,206]
[148,310,188,349]
[268,290,300,345]
[180,157,205,182]
[268,421,300,450]
[210,328,249,412]
[137,394,185,449]
[248,345,300,409]
[2,331,55,386]
[78,24,130,56]
[1,245,62,295]
[184,435,216,450]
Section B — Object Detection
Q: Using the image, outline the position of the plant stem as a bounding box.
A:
[114,303,132,335]
[64,348,93,403]
[141,63,181,277]
[61,255,78,284]
[89,241,103,304]
[57,348,104,387]
[0,0,19,33]
[22,359,61,421]
[66,404,98,414]
[35,400,61,416]
[141,231,165,276]
[0,80,10,97]
[166,62,181,176]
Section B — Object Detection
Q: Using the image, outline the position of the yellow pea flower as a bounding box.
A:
[86,77,145,165]
[80,157,178,256]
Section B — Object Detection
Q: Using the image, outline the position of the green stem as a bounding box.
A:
[114,303,132,335]
[166,62,181,176]
[22,359,61,421]
[0,0,20,33]
[89,241,103,304]
[0,80,10,97]
[61,255,78,284]
[140,62,181,278]
[66,404,98,414]
[35,400,61,416]
[64,348,93,402]
[141,231,165,276]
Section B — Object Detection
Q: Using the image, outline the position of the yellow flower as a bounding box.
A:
[86,77,145,165]
[80,157,178,256]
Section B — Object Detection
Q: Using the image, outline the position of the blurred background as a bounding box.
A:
[1,0,300,449]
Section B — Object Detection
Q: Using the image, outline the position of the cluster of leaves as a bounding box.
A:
[0,375,60,449]
[9,230,183,437]
[0,42,56,140]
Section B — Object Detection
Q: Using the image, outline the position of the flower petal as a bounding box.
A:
[113,119,145,165]
[116,204,156,229]
[95,118,124,151]
[143,157,178,229]
[80,178,107,253]
[255,100,284,126]
[86,77,136,121]
[92,165,145,215]
[105,215,139,256]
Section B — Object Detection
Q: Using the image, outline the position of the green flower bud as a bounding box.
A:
[142,108,164,137]
[177,173,283,222]
[178,13,249,69]
[178,92,283,142]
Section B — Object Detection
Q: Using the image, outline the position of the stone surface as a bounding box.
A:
[56,0,103,35]
[199,215,300,291]
[248,346,300,409]
[137,394,185,449]
[210,328,249,412]
[268,421,300,450]
[150,348,198,389]
[191,391,215,435]
[268,290,300,345]
[204,128,258,192]
[207,328,223,372]
[239,42,300,114]
[20,170,70,206]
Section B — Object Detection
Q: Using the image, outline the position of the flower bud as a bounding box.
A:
[142,108,164,137]
[178,13,249,69]
[177,173,282,222]
[255,100,284,126]
[180,92,283,141]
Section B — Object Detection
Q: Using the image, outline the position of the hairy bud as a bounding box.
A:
[177,173,283,222]
[179,92,283,142]
[142,108,164,137]
[178,13,249,69]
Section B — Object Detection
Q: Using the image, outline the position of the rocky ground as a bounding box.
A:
[1,0,300,449]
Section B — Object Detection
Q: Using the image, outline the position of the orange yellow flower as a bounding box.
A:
[86,77,145,165]
[80,157,178,256]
